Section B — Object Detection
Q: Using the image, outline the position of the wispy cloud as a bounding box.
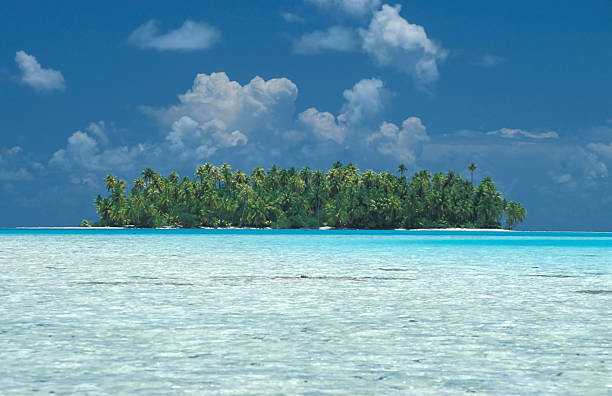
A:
[127,20,221,51]
[282,12,304,23]
[306,0,381,17]
[0,145,38,182]
[293,26,360,54]
[587,141,612,160]
[50,122,150,176]
[487,128,559,139]
[473,54,504,68]
[14,50,65,92]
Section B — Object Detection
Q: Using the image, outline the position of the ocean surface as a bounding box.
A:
[0,229,610,395]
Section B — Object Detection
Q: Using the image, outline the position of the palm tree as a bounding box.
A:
[133,177,146,191]
[168,171,179,184]
[467,162,477,185]
[311,170,326,227]
[251,167,266,188]
[141,167,156,188]
[397,164,407,177]
[299,166,312,186]
[504,201,527,230]
[105,174,118,191]
[220,163,232,192]
[474,177,504,228]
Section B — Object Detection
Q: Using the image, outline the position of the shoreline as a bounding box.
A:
[6,227,612,233]
[7,226,568,232]
[14,226,511,231]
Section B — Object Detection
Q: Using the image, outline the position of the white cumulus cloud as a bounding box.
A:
[151,72,298,160]
[367,117,429,163]
[339,77,386,124]
[298,77,386,143]
[299,108,347,144]
[360,4,446,83]
[487,128,559,139]
[307,0,381,16]
[128,20,221,51]
[294,26,360,54]
[166,116,247,160]
[15,50,66,92]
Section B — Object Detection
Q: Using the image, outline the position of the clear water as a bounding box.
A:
[0,229,610,395]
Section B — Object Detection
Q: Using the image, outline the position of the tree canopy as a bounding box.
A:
[91,162,526,229]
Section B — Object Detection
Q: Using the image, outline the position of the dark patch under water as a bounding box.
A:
[72,275,416,287]
[211,275,416,282]
[524,274,575,278]
[72,281,194,286]
[574,290,612,294]
[128,275,161,280]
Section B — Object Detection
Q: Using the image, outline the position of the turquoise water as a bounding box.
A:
[0,229,610,394]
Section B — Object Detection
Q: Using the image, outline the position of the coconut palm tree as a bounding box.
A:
[467,162,477,185]
[474,177,504,228]
[141,167,156,188]
[251,167,266,188]
[504,201,527,230]
[168,171,180,184]
[105,174,118,191]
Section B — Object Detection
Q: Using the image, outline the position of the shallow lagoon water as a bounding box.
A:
[0,229,610,394]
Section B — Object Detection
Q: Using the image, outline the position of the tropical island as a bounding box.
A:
[89,162,526,229]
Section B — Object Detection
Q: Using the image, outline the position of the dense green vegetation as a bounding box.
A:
[92,162,526,229]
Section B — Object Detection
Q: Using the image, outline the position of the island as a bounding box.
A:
[89,162,526,229]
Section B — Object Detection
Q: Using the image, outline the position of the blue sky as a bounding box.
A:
[1,0,611,229]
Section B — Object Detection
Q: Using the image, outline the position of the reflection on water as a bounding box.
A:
[0,230,610,394]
